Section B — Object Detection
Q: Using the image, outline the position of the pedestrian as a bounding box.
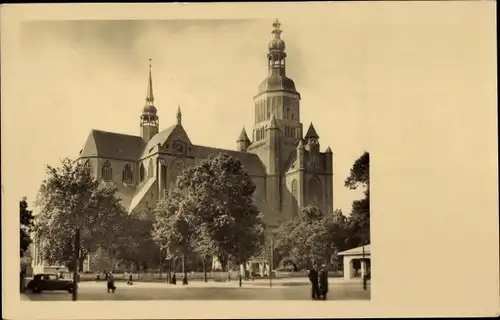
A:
[308,263,320,300]
[319,264,329,300]
[107,271,116,293]
[171,273,177,285]
[127,272,133,285]
[182,273,188,285]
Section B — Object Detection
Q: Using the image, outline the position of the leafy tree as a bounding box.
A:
[175,153,266,273]
[34,158,127,270]
[152,189,195,281]
[20,197,34,257]
[344,151,370,248]
[274,206,349,269]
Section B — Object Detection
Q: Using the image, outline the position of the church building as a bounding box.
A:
[32,20,334,275]
[78,20,334,228]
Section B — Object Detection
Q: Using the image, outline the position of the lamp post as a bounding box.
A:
[361,223,367,291]
[269,234,274,288]
[72,226,81,301]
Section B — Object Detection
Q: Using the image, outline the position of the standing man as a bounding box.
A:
[308,263,320,300]
[319,264,329,300]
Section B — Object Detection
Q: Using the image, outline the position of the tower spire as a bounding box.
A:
[271,19,282,39]
[177,105,182,125]
[140,58,159,143]
[145,58,154,106]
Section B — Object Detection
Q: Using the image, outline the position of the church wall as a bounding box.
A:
[304,172,328,214]
[282,171,300,220]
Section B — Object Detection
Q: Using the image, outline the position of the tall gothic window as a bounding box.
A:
[291,179,298,217]
[148,159,154,178]
[139,163,145,182]
[308,177,323,209]
[102,161,112,181]
[84,160,92,174]
[122,164,133,184]
[169,159,185,188]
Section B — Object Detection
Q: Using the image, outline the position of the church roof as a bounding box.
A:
[80,129,145,161]
[305,123,319,139]
[257,75,298,95]
[237,127,250,142]
[140,124,178,158]
[194,145,266,177]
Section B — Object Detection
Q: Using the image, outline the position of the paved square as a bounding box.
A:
[22,278,371,301]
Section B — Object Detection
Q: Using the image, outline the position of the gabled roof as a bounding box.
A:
[305,123,319,139]
[80,129,145,161]
[237,127,250,142]
[140,124,194,159]
[193,145,266,177]
[338,244,371,256]
[267,114,279,130]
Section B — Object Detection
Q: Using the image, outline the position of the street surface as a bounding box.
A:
[22,278,370,301]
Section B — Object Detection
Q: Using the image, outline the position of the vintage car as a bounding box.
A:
[26,273,74,294]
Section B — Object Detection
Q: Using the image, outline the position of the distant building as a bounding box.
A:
[33,20,335,273]
[338,244,371,280]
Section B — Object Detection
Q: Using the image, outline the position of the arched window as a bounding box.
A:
[291,179,298,217]
[102,161,112,181]
[139,163,145,182]
[148,159,154,178]
[308,177,323,209]
[122,164,133,184]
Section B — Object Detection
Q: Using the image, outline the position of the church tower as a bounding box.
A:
[251,19,303,150]
[248,19,304,213]
[140,59,159,143]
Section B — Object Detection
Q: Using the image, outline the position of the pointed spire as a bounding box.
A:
[176,105,182,125]
[267,113,279,130]
[145,58,154,105]
[237,127,250,143]
[325,146,332,154]
[296,139,305,150]
[305,122,319,139]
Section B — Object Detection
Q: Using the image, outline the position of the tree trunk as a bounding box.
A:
[227,259,231,282]
[182,255,188,284]
[202,256,208,283]
[72,227,81,301]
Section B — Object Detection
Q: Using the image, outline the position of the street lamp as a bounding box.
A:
[361,223,367,291]
[269,233,274,288]
[72,226,81,301]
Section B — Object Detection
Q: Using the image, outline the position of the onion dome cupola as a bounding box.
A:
[257,19,299,96]
[140,58,160,143]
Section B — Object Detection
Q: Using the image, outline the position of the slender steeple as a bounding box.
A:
[145,58,154,107]
[305,122,320,152]
[236,127,251,152]
[176,105,182,125]
[140,58,159,143]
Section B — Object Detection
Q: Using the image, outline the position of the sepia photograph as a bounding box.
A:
[2,2,497,319]
[17,17,370,301]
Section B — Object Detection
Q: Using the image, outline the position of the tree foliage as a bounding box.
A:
[274,206,350,269]
[20,197,34,257]
[153,153,266,272]
[344,151,370,247]
[34,158,130,269]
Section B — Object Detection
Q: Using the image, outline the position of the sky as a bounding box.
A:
[9,18,368,214]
